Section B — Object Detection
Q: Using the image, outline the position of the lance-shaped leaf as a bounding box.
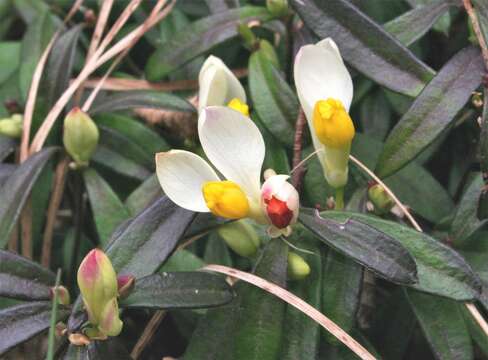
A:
[384,0,452,46]
[376,46,485,177]
[291,0,435,97]
[406,290,473,360]
[83,168,131,246]
[145,6,272,80]
[120,272,234,309]
[0,135,15,161]
[299,208,417,284]
[0,147,58,248]
[0,164,15,186]
[0,302,70,356]
[89,91,195,116]
[0,250,55,300]
[125,174,163,216]
[321,211,481,300]
[249,49,297,148]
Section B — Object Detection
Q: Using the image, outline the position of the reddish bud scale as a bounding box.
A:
[264,196,293,229]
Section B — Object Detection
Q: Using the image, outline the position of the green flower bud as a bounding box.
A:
[266,0,289,17]
[217,219,260,257]
[368,184,394,215]
[287,252,310,280]
[0,114,23,138]
[237,22,258,49]
[50,285,71,306]
[77,249,123,338]
[259,39,279,68]
[63,108,99,168]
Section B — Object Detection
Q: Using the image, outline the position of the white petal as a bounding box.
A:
[155,150,220,212]
[198,55,246,113]
[199,106,264,200]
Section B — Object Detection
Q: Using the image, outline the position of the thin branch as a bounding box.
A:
[291,108,307,190]
[348,155,488,338]
[41,157,70,267]
[131,311,167,359]
[203,264,376,360]
[463,0,488,69]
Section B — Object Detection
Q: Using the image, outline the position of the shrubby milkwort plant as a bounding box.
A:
[1,0,488,359]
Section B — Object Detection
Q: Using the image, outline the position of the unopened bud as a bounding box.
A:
[287,252,310,280]
[0,114,22,138]
[238,22,258,49]
[63,108,99,168]
[217,219,260,257]
[117,274,135,299]
[50,285,71,306]
[368,184,394,215]
[266,0,289,17]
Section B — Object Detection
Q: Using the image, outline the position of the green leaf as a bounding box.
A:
[0,147,58,248]
[473,0,488,44]
[461,303,488,358]
[83,168,131,246]
[120,272,234,309]
[376,46,485,177]
[105,196,196,279]
[0,302,70,356]
[299,208,418,284]
[0,249,55,300]
[125,174,163,216]
[321,251,363,345]
[291,0,435,96]
[406,289,473,360]
[161,249,206,272]
[83,339,132,360]
[384,0,451,46]
[358,89,392,141]
[0,42,20,85]
[89,90,195,115]
[92,145,151,181]
[0,135,16,161]
[249,49,297,148]
[322,211,481,300]
[145,6,272,80]
[203,232,233,267]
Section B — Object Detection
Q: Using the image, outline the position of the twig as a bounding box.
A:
[130,311,167,359]
[291,108,307,190]
[41,157,70,267]
[348,155,488,338]
[20,200,33,259]
[203,264,376,360]
[463,0,488,69]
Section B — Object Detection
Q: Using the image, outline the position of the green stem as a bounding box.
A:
[46,269,61,360]
[335,187,345,210]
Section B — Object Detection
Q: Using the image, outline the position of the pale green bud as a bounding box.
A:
[63,108,99,168]
[266,0,289,17]
[217,219,260,257]
[287,252,310,280]
[368,184,394,215]
[0,114,23,138]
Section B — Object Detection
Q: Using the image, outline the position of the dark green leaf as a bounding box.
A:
[291,0,435,96]
[83,168,131,246]
[63,344,88,360]
[89,90,195,115]
[161,249,206,272]
[92,145,151,181]
[322,211,481,300]
[204,232,233,267]
[299,208,418,284]
[249,49,297,148]
[0,249,55,300]
[120,272,234,309]
[461,303,488,358]
[145,6,272,80]
[358,89,392,141]
[0,147,58,248]
[406,289,473,360]
[0,302,70,356]
[0,164,15,186]
[125,174,163,216]
[473,0,488,44]
[86,338,132,360]
[0,135,16,162]
[376,46,485,177]
[0,42,20,85]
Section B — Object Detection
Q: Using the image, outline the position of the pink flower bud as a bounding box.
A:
[50,285,71,306]
[261,175,299,237]
[117,274,135,299]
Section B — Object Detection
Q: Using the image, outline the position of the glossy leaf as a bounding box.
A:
[145,6,272,80]
[0,302,70,356]
[89,90,195,115]
[322,212,481,300]
[0,147,58,248]
[376,46,485,177]
[120,272,234,309]
[299,208,418,284]
[0,249,55,300]
[83,168,131,246]
[406,290,473,360]
[125,174,163,216]
[291,0,435,96]
[249,49,297,148]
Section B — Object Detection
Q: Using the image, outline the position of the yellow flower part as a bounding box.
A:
[202,180,249,219]
[227,98,250,117]
[313,98,355,148]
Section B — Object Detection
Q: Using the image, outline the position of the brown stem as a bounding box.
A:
[130,310,167,359]
[291,108,307,190]
[20,200,33,259]
[8,226,18,252]
[463,0,488,69]
[41,157,70,267]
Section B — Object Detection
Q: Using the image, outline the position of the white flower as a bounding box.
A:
[198,55,247,114]
[294,38,355,189]
[155,106,299,237]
